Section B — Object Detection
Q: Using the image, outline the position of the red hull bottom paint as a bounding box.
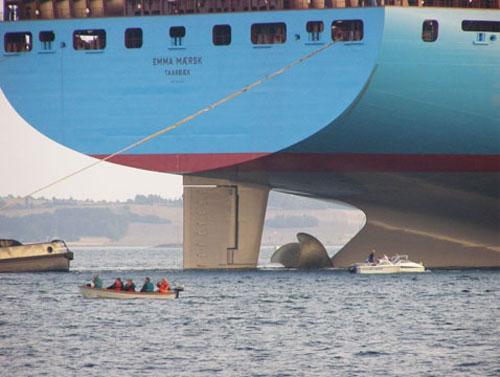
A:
[92,153,269,173]
[92,153,500,174]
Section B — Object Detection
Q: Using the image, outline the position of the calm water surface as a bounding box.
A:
[0,247,498,377]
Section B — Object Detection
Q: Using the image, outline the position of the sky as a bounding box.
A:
[0,91,182,201]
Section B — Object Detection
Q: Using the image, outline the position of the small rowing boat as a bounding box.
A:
[79,285,183,300]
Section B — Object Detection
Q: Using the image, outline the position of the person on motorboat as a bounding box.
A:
[107,277,123,291]
[157,278,170,294]
[365,250,376,264]
[124,279,136,292]
[140,277,155,292]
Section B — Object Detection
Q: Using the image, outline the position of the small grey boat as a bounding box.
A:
[0,239,73,272]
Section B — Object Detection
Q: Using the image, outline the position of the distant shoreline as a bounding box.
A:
[69,243,345,250]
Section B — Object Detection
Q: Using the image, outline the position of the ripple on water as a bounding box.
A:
[355,350,390,357]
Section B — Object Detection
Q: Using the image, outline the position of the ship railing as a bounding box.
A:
[2,0,499,22]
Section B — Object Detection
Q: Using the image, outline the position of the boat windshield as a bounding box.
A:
[390,255,409,264]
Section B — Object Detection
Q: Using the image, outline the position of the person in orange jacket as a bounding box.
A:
[157,278,170,293]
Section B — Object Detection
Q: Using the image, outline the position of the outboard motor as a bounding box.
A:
[173,284,184,299]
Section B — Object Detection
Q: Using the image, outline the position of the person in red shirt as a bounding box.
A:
[107,277,123,291]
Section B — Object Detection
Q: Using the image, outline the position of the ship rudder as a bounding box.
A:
[183,176,269,269]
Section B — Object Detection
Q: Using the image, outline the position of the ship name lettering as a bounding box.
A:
[176,56,202,65]
[165,69,191,76]
[153,57,173,66]
[153,56,202,67]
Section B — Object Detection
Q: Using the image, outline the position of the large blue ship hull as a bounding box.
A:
[1,7,499,266]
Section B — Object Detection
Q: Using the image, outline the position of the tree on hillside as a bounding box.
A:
[0,206,167,243]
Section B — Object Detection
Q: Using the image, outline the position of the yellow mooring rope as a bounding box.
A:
[9,41,336,205]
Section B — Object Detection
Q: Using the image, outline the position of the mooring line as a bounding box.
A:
[8,41,335,205]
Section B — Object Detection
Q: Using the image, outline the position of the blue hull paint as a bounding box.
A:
[1,8,498,160]
[290,8,500,155]
[0,9,380,155]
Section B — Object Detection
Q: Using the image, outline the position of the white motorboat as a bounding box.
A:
[80,286,183,300]
[349,254,425,274]
[390,255,425,273]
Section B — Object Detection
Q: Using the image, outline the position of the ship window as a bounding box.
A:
[4,32,32,53]
[251,23,287,45]
[125,28,143,49]
[331,20,363,42]
[422,20,438,42]
[213,24,231,46]
[306,21,324,42]
[462,20,500,33]
[170,26,186,46]
[39,31,55,50]
[6,4,20,21]
[73,29,106,50]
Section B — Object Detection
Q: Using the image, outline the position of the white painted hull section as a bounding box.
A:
[399,263,426,273]
[353,264,401,274]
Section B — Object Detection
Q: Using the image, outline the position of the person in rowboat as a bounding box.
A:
[140,277,155,292]
[87,273,103,289]
[123,279,136,292]
[157,278,170,294]
[107,277,123,291]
